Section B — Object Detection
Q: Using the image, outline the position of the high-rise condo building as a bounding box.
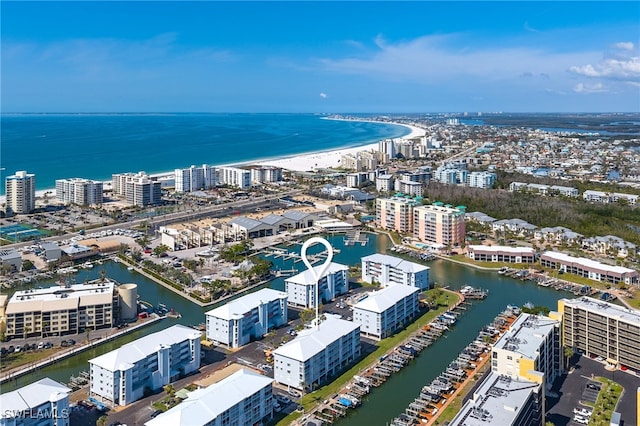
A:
[413,203,466,247]
[174,164,216,192]
[55,178,104,205]
[5,170,35,214]
[376,196,420,234]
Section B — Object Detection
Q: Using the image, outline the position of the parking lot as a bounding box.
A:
[546,355,638,426]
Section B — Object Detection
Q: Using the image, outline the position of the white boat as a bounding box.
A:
[127,266,134,271]
[82,262,93,269]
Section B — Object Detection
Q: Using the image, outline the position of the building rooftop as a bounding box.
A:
[205,288,287,320]
[228,216,264,231]
[353,285,419,313]
[541,251,637,275]
[468,245,536,254]
[5,281,115,315]
[562,296,640,326]
[273,316,359,361]
[0,377,70,417]
[285,262,348,285]
[145,368,272,426]
[90,325,201,371]
[493,313,560,359]
[361,253,430,274]
[449,372,541,426]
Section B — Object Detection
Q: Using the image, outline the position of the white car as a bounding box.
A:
[573,415,589,425]
[574,408,592,417]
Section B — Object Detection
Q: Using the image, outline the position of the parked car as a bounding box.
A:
[574,408,592,417]
[586,383,601,391]
[150,410,163,419]
[573,415,589,425]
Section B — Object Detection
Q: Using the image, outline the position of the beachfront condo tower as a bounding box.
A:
[376,196,420,234]
[55,177,104,205]
[5,170,35,214]
[174,164,216,192]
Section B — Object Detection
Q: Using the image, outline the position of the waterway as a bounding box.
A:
[3,232,575,425]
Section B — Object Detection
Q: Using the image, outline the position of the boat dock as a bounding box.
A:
[344,230,369,246]
[389,306,520,426]
[297,294,474,425]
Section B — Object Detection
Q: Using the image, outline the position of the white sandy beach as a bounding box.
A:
[254,121,426,172]
[2,119,426,204]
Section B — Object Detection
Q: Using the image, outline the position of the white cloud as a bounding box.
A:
[613,42,634,51]
[573,82,608,93]
[319,92,328,98]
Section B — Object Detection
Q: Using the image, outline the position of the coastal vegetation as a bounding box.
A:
[425,181,640,247]
[585,377,623,426]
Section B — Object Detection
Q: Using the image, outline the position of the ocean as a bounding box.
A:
[0,113,410,193]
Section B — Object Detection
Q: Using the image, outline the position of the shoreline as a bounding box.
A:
[9,118,424,201]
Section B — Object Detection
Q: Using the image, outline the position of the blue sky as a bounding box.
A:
[2,1,639,113]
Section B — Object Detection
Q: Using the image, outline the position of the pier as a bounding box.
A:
[344,230,369,246]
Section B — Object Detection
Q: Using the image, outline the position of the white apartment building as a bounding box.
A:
[205,288,288,348]
[467,171,496,189]
[174,164,216,192]
[540,251,639,285]
[273,315,361,391]
[361,253,430,290]
[112,172,144,196]
[396,180,424,197]
[352,285,419,340]
[89,325,201,407]
[285,262,349,308]
[376,174,395,192]
[378,138,396,162]
[55,177,104,205]
[218,166,251,189]
[125,176,162,207]
[345,172,369,188]
[376,196,420,234]
[4,281,116,339]
[449,372,543,426]
[0,378,71,426]
[467,245,537,263]
[492,312,562,386]
[250,166,283,184]
[145,368,273,426]
[583,190,638,205]
[5,170,35,214]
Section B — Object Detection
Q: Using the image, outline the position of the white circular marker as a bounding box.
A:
[300,237,334,282]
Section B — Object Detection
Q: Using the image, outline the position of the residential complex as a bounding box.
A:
[218,166,251,189]
[112,172,162,206]
[89,324,201,407]
[540,251,639,286]
[205,288,288,348]
[376,196,420,234]
[467,245,537,263]
[558,297,640,371]
[145,368,273,426]
[284,262,349,308]
[413,203,466,247]
[583,190,638,205]
[273,315,361,391]
[55,178,104,205]
[4,281,117,339]
[492,312,562,386]
[250,165,283,184]
[449,372,543,426]
[361,253,430,290]
[0,378,71,426]
[174,164,216,192]
[352,284,420,340]
[467,171,497,189]
[5,170,36,214]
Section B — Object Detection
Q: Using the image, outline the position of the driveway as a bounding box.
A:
[546,355,639,426]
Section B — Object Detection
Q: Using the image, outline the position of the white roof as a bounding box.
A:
[145,369,272,426]
[563,296,640,326]
[361,253,429,274]
[0,377,70,416]
[353,285,419,313]
[541,251,636,275]
[90,325,201,371]
[493,313,560,358]
[468,245,536,254]
[285,262,348,285]
[205,288,287,320]
[273,316,359,362]
[6,281,115,315]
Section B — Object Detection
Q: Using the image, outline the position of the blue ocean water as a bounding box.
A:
[0,113,410,193]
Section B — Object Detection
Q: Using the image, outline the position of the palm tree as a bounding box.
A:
[564,346,575,371]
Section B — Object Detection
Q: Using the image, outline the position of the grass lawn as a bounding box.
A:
[276,289,460,426]
[0,347,61,372]
[585,377,623,426]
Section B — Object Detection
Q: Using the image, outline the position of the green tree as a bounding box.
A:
[22,259,34,271]
[96,416,108,426]
[164,384,175,396]
[153,244,170,257]
[564,346,575,371]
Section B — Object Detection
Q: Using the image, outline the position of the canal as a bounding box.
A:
[3,232,575,425]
